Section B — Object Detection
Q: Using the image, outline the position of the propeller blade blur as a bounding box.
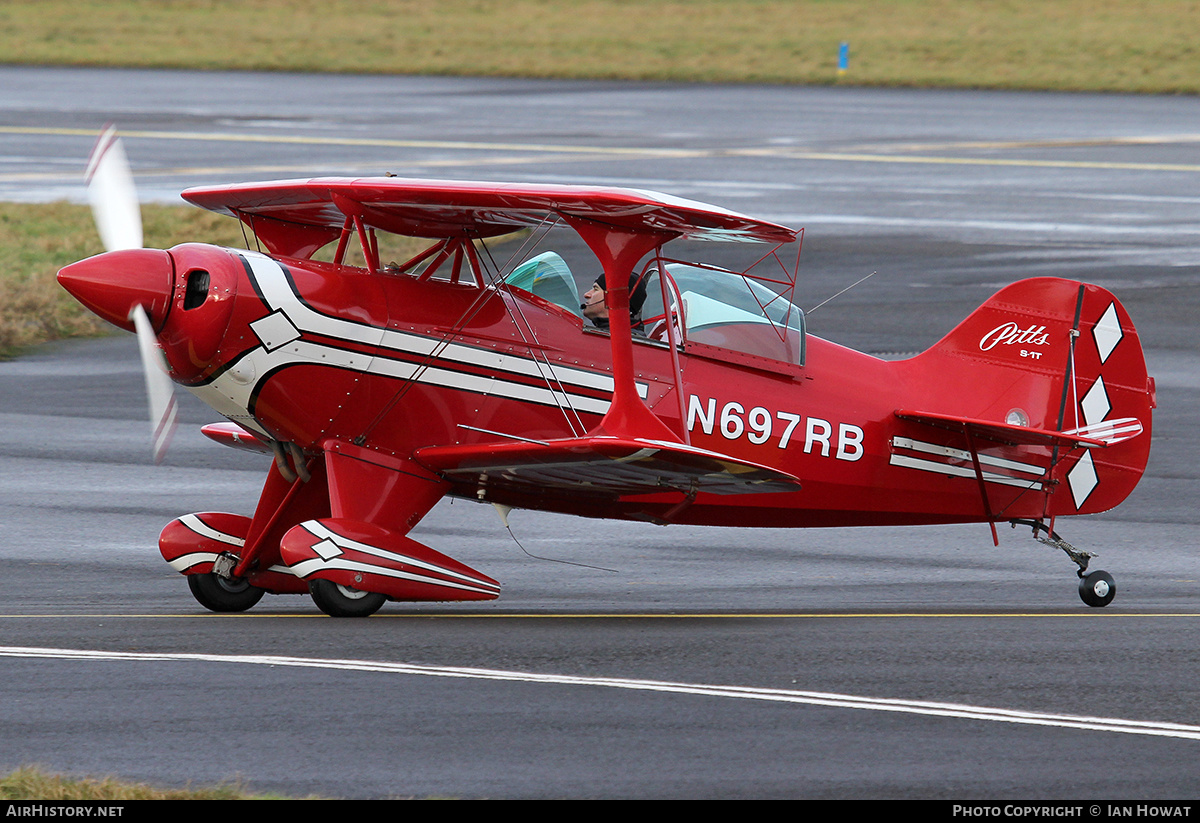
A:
[84,126,177,462]
[130,303,178,464]
[86,125,143,252]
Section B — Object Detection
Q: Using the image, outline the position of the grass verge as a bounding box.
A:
[0,765,271,800]
[1,0,1198,93]
[0,202,246,358]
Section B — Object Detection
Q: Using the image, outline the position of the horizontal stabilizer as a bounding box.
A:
[1061,417,1144,446]
[894,409,1118,450]
[415,435,803,499]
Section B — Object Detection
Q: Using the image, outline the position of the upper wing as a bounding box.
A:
[181,177,798,257]
[414,434,802,500]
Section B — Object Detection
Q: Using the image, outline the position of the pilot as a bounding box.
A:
[582,272,649,333]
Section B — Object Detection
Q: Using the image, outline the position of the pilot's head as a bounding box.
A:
[582,272,649,329]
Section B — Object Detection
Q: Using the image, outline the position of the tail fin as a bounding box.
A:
[904,277,1154,517]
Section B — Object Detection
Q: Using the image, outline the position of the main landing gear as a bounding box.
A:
[185,569,387,616]
[187,572,265,613]
[1010,519,1117,608]
[193,550,387,616]
[184,569,387,616]
[308,579,387,618]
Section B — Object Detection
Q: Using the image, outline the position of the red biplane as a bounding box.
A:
[58,130,1154,615]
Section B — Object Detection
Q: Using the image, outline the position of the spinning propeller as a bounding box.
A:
[66,126,179,462]
[86,126,142,253]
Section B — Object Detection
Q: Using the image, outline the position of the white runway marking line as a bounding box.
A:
[3,646,1199,741]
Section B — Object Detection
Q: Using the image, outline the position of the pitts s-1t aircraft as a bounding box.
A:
[58,129,1153,615]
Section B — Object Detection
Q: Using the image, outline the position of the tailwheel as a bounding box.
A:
[1078,569,1117,608]
[1010,519,1117,608]
[309,579,386,617]
[187,573,265,613]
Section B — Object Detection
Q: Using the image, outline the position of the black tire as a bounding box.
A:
[1078,569,1116,608]
[187,573,265,613]
[309,579,386,617]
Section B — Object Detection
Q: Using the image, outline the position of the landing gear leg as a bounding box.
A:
[1010,519,1116,608]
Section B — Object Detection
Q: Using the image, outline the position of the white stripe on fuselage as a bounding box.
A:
[245,251,633,396]
[188,251,636,427]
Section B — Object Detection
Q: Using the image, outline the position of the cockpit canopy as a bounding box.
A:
[650,262,805,366]
[503,253,805,366]
[504,251,582,318]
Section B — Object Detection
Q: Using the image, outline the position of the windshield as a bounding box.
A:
[502,251,582,317]
[645,262,805,365]
[504,249,805,366]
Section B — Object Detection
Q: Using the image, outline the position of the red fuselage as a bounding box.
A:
[123,243,1149,530]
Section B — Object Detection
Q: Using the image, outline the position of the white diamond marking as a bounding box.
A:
[1068,450,1099,509]
[1093,302,1123,364]
[1080,376,1111,427]
[312,539,343,561]
[250,310,301,351]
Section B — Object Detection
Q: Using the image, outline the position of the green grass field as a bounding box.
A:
[0,765,266,800]
[3,0,1198,93]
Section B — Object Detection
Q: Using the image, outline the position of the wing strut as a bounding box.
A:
[565,216,682,443]
[963,426,1000,547]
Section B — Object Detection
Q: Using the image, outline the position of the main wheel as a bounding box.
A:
[187,573,265,613]
[309,579,386,617]
[1078,569,1116,608]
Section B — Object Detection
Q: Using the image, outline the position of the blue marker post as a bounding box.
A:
[838,41,849,76]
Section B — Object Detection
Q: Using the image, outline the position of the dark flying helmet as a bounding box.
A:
[594,271,649,318]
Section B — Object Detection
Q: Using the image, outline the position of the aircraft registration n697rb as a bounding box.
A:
[58,129,1154,615]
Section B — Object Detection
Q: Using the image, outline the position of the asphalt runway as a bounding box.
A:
[0,67,1198,799]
